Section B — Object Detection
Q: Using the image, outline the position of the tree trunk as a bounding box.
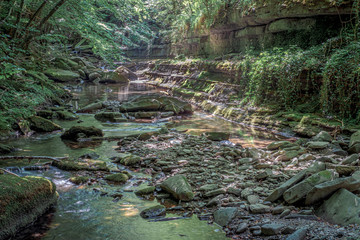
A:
[10,0,25,38]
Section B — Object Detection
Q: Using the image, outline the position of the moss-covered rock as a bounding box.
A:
[120,154,141,166]
[57,111,79,121]
[105,173,129,183]
[44,69,80,82]
[135,186,156,196]
[77,102,104,113]
[53,160,109,171]
[94,112,125,122]
[204,132,230,141]
[69,176,90,184]
[61,126,103,141]
[0,175,57,240]
[29,116,62,132]
[160,175,194,201]
[99,71,130,84]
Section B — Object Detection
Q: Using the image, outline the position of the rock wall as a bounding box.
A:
[129,0,354,58]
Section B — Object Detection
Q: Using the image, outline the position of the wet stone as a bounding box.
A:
[236,222,248,233]
[140,205,166,219]
[261,223,285,236]
[249,204,270,214]
[213,207,238,227]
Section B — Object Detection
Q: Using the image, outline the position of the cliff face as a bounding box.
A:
[127,0,354,58]
[172,1,353,56]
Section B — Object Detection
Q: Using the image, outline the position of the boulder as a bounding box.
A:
[99,71,130,84]
[88,72,101,81]
[29,116,62,132]
[160,175,194,201]
[213,207,238,227]
[60,126,103,141]
[135,186,155,196]
[204,132,230,141]
[105,173,129,183]
[0,175,57,240]
[120,154,141,166]
[305,175,360,205]
[77,102,104,113]
[313,131,332,142]
[53,159,109,171]
[95,112,125,122]
[349,131,360,153]
[316,188,360,225]
[120,99,161,112]
[44,69,80,82]
[283,170,337,204]
[140,205,166,219]
[115,66,138,81]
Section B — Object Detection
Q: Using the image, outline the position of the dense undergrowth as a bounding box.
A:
[160,34,360,123]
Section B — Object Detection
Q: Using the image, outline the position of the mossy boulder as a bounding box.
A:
[99,71,130,84]
[29,116,62,132]
[115,66,138,81]
[61,126,103,141]
[105,173,129,183]
[56,111,79,121]
[120,154,141,166]
[0,175,57,240]
[44,68,80,82]
[94,112,125,122]
[160,175,194,201]
[267,141,297,150]
[349,131,360,153]
[53,160,108,171]
[135,186,156,196]
[204,132,230,141]
[77,102,104,113]
[69,176,90,184]
[120,99,162,112]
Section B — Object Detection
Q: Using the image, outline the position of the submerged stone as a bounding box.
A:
[0,175,57,240]
[204,132,230,141]
[140,205,166,219]
[160,175,194,201]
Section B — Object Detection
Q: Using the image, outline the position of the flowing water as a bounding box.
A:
[1,81,285,240]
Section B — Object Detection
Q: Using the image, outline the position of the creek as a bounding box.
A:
[1,81,285,240]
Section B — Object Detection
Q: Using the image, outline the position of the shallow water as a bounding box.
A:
[2,81,284,240]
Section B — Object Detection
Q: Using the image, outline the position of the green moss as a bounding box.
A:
[0,175,57,239]
[53,160,109,171]
[61,126,103,141]
[28,116,62,132]
[69,176,90,184]
[105,173,129,183]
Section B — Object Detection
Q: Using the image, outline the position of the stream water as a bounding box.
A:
[1,81,285,240]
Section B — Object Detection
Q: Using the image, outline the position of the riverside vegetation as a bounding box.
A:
[1,0,360,239]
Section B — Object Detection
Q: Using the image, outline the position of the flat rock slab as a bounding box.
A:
[249,204,270,214]
[316,188,360,226]
[283,170,336,204]
[214,207,238,227]
[286,227,308,240]
[305,176,360,205]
